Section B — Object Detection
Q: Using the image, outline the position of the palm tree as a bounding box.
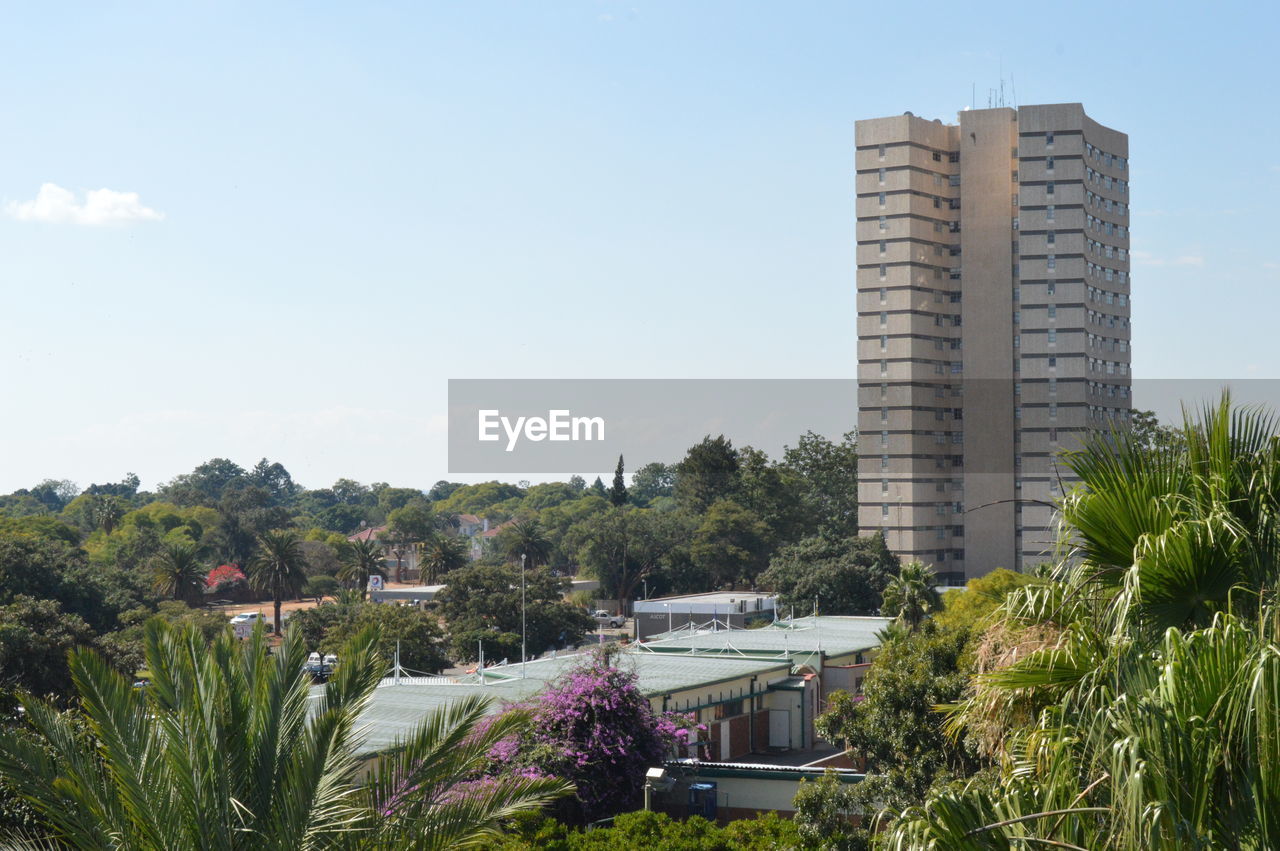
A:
[339,538,388,601]
[420,533,470,583]
[502,519,551,569]
[880,561,939,631]
[0,620,570,849]
[248,530,308,635]
[150,541,205,604]
[882,394,1280,847]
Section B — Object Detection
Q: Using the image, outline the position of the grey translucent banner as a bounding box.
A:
[447,378,1280,474]
[448,379,857,473]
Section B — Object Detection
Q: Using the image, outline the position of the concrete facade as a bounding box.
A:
[856,104,1131,577]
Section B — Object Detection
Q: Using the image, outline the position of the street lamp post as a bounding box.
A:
[663,602,672,633]
[521,552,527,678]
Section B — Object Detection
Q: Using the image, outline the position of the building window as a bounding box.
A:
[882,504,889,517]
[1046,182,1055,195]
[1046,205,1055,222]
[932,151,942,162]
[878,168,886,184]
[1046,156,1055,171]
[1047,281,1055,295]
[1049,428,1058,443]
[949,175,960,187]
[878,192,886,206]
[878,143,886,159]
[1048,329,1057,344]
[1050,403,1058,419]
[1047,230,1056,245]
[881,478,889,494]
[1048,356,1057,369]
[879,264,887,280]
[1048,305,1057,319]
[949,152,959,163]
[879,240,887,255]
[880,335,888,351]
[1047,255,1056,271]
[879,216,887,230]
[879,287,887,304]
[880,454,889,470]
[879,311,887,326]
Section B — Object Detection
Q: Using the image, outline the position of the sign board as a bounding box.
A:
[368,575,384,592]
[233,620,254,640]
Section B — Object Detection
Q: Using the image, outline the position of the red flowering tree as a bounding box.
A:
[205,564,247,595]
[485,656,702,821]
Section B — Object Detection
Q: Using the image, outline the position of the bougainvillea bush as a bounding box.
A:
[485,656,702,821]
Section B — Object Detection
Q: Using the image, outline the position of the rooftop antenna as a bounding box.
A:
[1010,73,1018,109]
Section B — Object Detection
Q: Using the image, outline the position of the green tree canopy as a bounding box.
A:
[673,435,740,512]
[759,532,897,615]
[689,499,771,588]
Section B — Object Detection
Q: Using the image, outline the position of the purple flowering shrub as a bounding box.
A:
[482,659,702,820]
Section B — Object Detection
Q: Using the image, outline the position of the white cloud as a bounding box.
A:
[5,182,164,225]
[1131,250,1204,268]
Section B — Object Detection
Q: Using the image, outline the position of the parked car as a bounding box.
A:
[229,611,264,625]
[592,610,625,629]
[303,652,339,682]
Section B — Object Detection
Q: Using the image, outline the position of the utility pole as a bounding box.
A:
[521,552,527,679]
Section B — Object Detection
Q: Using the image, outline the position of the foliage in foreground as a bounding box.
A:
[0,620,569,849]
[493,809,809,850]
[484,656,697,822]
[881,395,1280,848]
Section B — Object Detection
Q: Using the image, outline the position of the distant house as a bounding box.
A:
[448,514,513,560]
[346,524,421,583]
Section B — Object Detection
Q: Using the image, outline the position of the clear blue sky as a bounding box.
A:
[1,1,1274,493]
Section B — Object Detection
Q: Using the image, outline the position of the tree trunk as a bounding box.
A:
[274,591,283,636]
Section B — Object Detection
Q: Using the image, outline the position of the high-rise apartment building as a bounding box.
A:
[855,104,1131,578]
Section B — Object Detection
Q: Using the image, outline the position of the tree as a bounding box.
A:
[1126,408,1185,455]
[792,770,860,850]
[881,394,1280,847]
[689,499,771,588]
[427,480,464,501]
[501,519,552,568]
[485,659,682,821]
[320,602,450,675]
[759,532,897,615]
[0,596,98,703]
[735,445,806,545]
[813,622,978,847]
[302,574,339,600]
[339,537,388,601]
[589,477,607,498]
[436,563,593,662]
[247,530,308,634]
[674,435,739,512]
[0,620,569,849]
[246,458,298,505]
[609,456,628,507]
[880,561,940,631]
[420,533,470,583]
[783,429,859,538]
[573,508,692,610]
[386,502,437,581]
[150,541,205,604]
[628,462,674,507]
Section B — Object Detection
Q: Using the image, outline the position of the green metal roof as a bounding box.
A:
[638,616,892,659]
[343,648,790,757]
